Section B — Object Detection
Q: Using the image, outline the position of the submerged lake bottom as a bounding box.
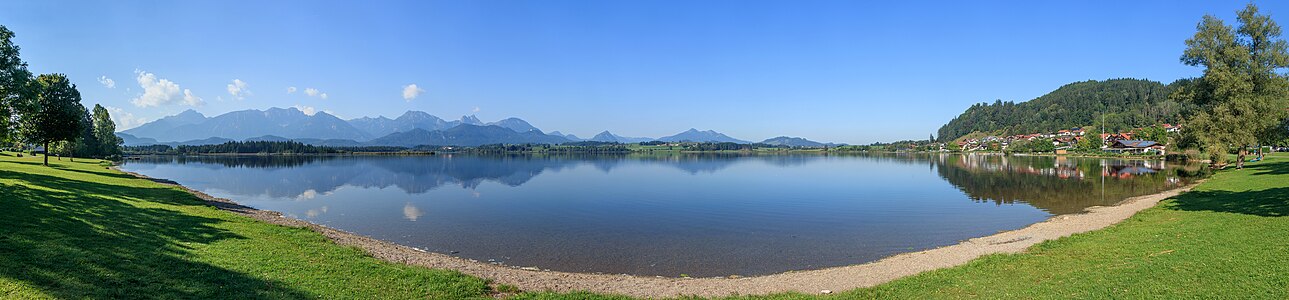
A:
[121,153,1205,277]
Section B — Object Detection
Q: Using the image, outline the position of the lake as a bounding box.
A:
[120,153,1206,277]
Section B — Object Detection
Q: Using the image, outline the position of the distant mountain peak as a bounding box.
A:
[398,111,432,119]
[659,128,748,143]
[547,131,582,141]
[589,130,653,143]
[760,136,830,147]
[460,115,483,125]
[176,108,204,117]
[354,116,393,121]
[485,117,540,133]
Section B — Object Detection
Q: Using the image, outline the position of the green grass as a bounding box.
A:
[0,152,494,299]
[3,151,1287,299]
[517,153,1289,299]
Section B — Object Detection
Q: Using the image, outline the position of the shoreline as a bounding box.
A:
[119,168,1200,298]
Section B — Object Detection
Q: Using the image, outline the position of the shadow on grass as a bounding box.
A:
[1246,160,1289,176]
[55,166,143,181]
[0,169,316,299]
[1168,187,1289,217]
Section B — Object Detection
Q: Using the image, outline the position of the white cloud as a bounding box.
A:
[105,106,147,130]
[97,76,115,89]
[226,79,250,99]
[304,88,319,97]
[286,86,297,94]
[319,93,328,100]
[472,106,481,113]
[182,89,205,106]
[402,84,424,101]
[292,105,317,116]
[130,70,184,107]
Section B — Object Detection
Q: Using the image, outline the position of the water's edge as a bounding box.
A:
[115,166,1203,297]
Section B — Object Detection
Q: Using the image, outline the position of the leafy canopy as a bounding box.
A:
[19,73,86,165]
[1177,3,1289,161]
[0,25,33,144]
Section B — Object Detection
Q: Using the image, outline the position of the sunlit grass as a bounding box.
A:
[0,152,494,299]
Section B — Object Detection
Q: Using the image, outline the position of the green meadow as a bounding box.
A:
[0,152,496,299]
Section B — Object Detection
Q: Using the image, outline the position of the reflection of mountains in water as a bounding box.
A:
[935,154,1206,215]
[132,153,1207,215]
[130,154,823,199]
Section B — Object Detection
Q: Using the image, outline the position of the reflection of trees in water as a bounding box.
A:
[934,154,1207,215]
[129,153,1206,214]
[127,154,827,199]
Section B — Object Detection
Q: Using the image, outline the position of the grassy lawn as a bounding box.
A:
[518,153,1289,299]
[0,152,495,299]
[2,151,1286,299]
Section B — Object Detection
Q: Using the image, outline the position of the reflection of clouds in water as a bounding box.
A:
[471,190,481,198]
[305,205,329,218]
[298,189,317,200]
[403,203,425,221]
[296,189,333,201]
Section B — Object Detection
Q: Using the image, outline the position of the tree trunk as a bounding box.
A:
[42,141,48,166]
[1237,147,1247,169]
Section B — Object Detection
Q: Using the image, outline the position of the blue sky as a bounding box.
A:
[0,1,1280,144]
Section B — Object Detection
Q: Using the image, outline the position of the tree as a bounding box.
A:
[18,74,86,166]
[1007,139,1032,153]
[1178,4,1289,166]
[0,25,33,145]
[69,107,96,161]
[1133,125,1169,144]
[91,104,122,157]
[1032,139,1056,152]
[1076,136,1102,152]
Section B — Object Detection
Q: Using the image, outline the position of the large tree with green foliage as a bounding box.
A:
[91,104,122,157]
[67,107,96,161]
[18,74,86,166]
[0,25,33,145]
[1176,4,1289,165]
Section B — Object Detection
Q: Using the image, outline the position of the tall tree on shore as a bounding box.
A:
[0,25,33,145]
[18,74,86,166]
[68,107,95,161]
[1176,3,1289,166]
[91,104,122,157]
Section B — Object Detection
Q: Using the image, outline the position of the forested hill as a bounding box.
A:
[936,79,1190,141]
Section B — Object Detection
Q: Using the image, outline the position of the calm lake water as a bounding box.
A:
[121,153,1205,277]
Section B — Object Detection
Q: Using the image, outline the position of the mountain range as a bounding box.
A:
[589,131,654,143]
[759,136,838,147]
[118,107,838,147]
[658,129,750,143]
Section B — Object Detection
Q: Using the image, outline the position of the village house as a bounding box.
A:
[1104,139,1166,155]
